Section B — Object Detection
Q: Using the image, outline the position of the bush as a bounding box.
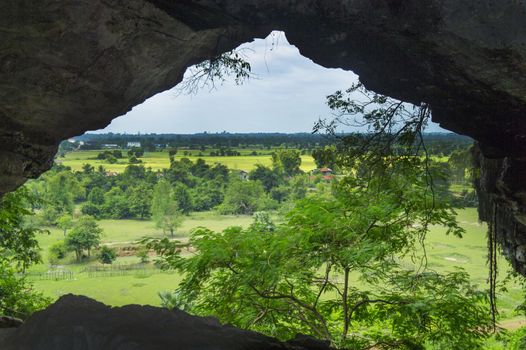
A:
[507,327,526,350]
[48,241,67,263]
[218,180,276,215]
[0,262,50,319]
[81,202,101,218]
[98,246,117,264]
[129,155,142,164]
[136,247,150,263]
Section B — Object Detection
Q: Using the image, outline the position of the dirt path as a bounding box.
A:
[499,318,526,330]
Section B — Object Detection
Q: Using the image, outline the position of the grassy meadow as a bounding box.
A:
[56,149,317,173]
[28,208,526,325]
[28,212,260,306]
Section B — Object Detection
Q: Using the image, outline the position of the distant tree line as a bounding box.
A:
[65,132,472,155]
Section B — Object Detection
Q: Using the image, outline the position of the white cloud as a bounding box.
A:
[99,32,445,134]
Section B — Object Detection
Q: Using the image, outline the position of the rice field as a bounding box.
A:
[56,150,317,172]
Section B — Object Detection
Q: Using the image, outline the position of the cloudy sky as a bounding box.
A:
[97,32,445,134]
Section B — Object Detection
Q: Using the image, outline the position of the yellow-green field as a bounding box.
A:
[56,150,317,172]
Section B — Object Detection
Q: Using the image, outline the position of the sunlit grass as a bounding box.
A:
[56,150,317,172]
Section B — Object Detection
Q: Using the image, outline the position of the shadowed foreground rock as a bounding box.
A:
[2,295,332,350]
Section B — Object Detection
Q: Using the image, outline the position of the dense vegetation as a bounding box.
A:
[4,132,526,348]
[67,132,472,155]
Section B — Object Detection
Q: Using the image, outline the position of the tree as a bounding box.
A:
[87,187,105,205]
[448,146,472,182]
[0,188,51,318]
[128,155,141,164]
[0,261,50,319]
[127,184,152,219]
[148,163,492,349]
[249,165,280,192]
[65,216,103,261]
[312,145,337,169]
[101,188,130,219]
[56,214,73,237]
[271,149,302,177]
[82,163,94,174]
[176,50,252,95]
[127,147,144,158]
[0,187,45,270]
[145,84,494,349]
[218,179,275,215]
[151,180,183,237]
[42,171,83,221]
[98,246,117,264]
[191,180,224,211]
[173,183,192,215]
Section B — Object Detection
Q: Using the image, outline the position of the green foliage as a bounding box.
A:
[88,187,105,205]
[136,246,150,263]
[312,145,337,169]
[0,188,50,318]
[0,188,45,270]
[448,146,472,182]
[127,147,144,158]
[48,240,67,263]
[507,327,526,350]
[126,184,152,219]
[173,183,192,215]
[128,155,141,164]
[152,190,489,348]
[98,246,117,264]
[218,179,276,215]
[65,216,103,261]
[151,180,184,236]
[40,171,84,222]
[102,188,131,219]
[249,165,280,192]
[158,290,181,310]
[0,261,50,319]
[271,148,302,176]
[148,133,491,349]
[177,50,252,94]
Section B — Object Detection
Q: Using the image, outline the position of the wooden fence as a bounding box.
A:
[25,263,174,280]
[25,270,74,281]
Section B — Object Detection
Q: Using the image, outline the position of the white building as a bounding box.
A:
[126,141,141,148]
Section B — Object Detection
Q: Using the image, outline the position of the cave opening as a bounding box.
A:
[3,30,524,349]
[2,0,526,347]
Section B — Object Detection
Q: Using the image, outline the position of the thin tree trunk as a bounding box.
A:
[342,267,350,340]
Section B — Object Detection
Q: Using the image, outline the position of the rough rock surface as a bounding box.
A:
[0,2,524,266]
[2,294,332,350]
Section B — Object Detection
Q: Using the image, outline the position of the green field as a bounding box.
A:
[29,208,525,323]
[28,212,261,306]
[56,150,317,173]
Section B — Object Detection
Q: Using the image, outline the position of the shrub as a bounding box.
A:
[136,247,150,263]
[507,327,526,350]
[0,262,50,319]
[48,241,67,263]
[98,246,117,264]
